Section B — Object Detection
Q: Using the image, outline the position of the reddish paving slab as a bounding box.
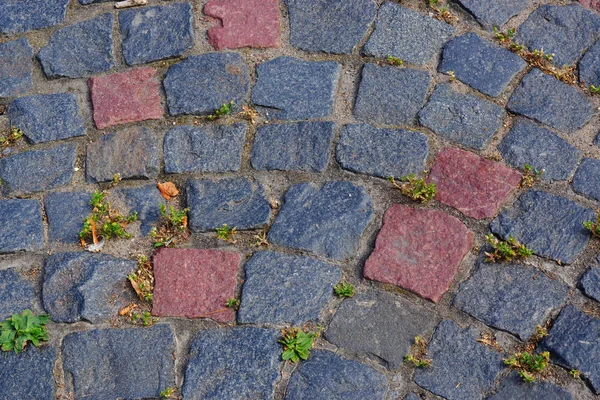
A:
[152,248,241,322]
[581,0,600,11]
[428,148,522,219]
[204,0,280,50]
[364,205,473,303]
[89,67,163,129]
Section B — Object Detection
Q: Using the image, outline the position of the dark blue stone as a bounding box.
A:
[0,267,42,320]
[456,0,530,29]
[0,200,44,253]
[336,123,429,178]
[0,347,57,399]
[269,181,373,260]
[0,0,69,34]
[490,190,595,264]
[572,158,600,202]
[251,121,335,172]
[252,56,341,120]
[118,184,166,236]
[8,93,85,144]
[119,3,194,65]
[488,372,573,400]
[0,38,33,97]
[440,32,526,97]
[238,251,341,325]
[38,13,114,79]
[44,192,92,244]
[580,267,600,303]
[354,63,430,126]
[164,123,247,173]
[187,178,271,232]
[580,39,600,87]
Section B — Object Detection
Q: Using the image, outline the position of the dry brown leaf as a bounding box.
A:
[128,277,144,300]
[157,182,179,200]
[119,304,137,316]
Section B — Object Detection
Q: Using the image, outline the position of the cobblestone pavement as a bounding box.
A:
[2,0,600,399]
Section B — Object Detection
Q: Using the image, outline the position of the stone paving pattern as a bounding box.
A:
[2,0,600,399]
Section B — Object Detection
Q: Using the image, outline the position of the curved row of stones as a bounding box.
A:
[2,0,600,399]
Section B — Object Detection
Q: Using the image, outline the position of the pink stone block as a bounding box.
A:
[89,67,163,129]
[204,0,281,50]
[581,0,600,11]
[152,248,241,322]
[364,205,473,303]
[428,148,522,220]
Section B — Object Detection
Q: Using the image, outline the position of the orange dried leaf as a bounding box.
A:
[119,304,137,316]
[158,182,179,200]
[128,277,144,299]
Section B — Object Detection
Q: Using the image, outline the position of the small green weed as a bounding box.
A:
[131,310,158,327]
[427,0,457,24]
[150,204,189,248]
[279,328,318,363]
[389,174,436,203]
[208,101,234,121]
[590,85,600,95]
[216,224,237,243]
[584,213,600,238]
[504,351,550,382]
[226,298,240,310]
[493,27,516,42]
[570,369,581,379]
[1,309,49,354]
[404,336,432,368]
[520,164,544,188]
[386,56,403,66]
[484,234,533,262]
[159,387,177,399]
[0,127,23,150]
[128,255,154,303]
[333,281,355,298]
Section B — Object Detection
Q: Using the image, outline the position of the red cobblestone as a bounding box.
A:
[581,0,600,11]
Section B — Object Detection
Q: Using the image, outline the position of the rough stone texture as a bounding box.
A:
[507,69,595,133]
[8,93,85,144]
[418,84,505,150]
[62,325,176,399]
[43,252,136,323]
[205,0,281,50]
[488,372,574,400]
[515,4,600,67]
[38,13,114,79]
[541,306,600,393]
[354,63,430,126]
[152,248,241,322]
[0,38,33,97]
[86,127,160,183]
[0,200,43,253]
[428,147,522,219]
[364,2,454,65]
[440,32,527,97]
[579,39,600,87]
[0,267,41,320]
[414,320,505,400]
[456,0,530,29]
[238,251,341,325]
[581,0,600,12]
[0,144,77,196]
[0,347,57,400]
[183,327,282,399]
[364,205,473,302]
[325,289,437,370]
[404,395,421,400]
[285,0,376,54]
[580,266,600,303]
[572,158,600,202]
[498,119,582,182]
[0,0,68,34]
[44,192,92,243]
[453,261,569,340]
[285,350,388,400]
[118,184,166,235]
[251,121,335,172]
[187,178,271,231]
[89,67,163,129]
[164,53,249,116]
[336,124,429,179]
[164,123,247,173]
[269,181,373,260]
[119,3,194,65]
[491,190,595,264]
[252,56,341,120]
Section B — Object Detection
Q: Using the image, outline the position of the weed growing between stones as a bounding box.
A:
[238,105,260,124]
[226,298,240,311]
[128,255,154,303]
[504,351,550,382]
[590,85,600,95]
[404,336,432,368]
[253,229,270,248]
[484,234,533,262]
[1,309,49,354]
[130,310,158,327]
[150,204,189,248]
[389,174,436,203]
[519,164,544,189]
[570,369,581,379]
[427,0,458,25]
[333,281,355,298]
[476,332,503,352]
[216,224,237,243]
[159,387,177,399]
[207,100,234,121]
[584,213,600,238]
[279,327,318,363]
[386,56,403,66]
[0,127,23,151]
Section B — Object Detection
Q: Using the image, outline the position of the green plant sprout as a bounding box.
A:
[504,351,550,382]
[404,336,432,368]
[279,328,318,363]
[334,281,355,298]
[208,101,234,120]
[1,310,49,354]
[150,204,189,248]
[216,224,237,243]
[389,174,437,203]
[484,234,533,262]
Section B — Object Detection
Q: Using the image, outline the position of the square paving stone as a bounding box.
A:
[205,0,281,49]
[0,267,42,320]
[428,147,522,219]
[354,63,430,126]
[187,178,271,231]
[324,289,437,370]
[183,327,282,399]
[152,248,241,322]
[119,3,194,65]
[580,39,600,87]
[165,123,247,173]
[336,124,429,179]
[86,127,159,183]
[0,347,57,400]
[0,0,68,34]
[0,38,33,98]
[0,144,77,196]
[237,251,340,325]
[453,261,569,340]
[252,56,340,120]
[285,0,376,54]
[456,0,530,30]
[515,4,600,67]
[580,265,600,303]
[89,67,163,129]
[488,372,574,400]
[285,350,388,400]
[62,325,176,399]
[364,204,473,302]
[0,200,43,253]
[507,69,595,133]
[572,158,600,202]
[251,121,335,172]
[491,190,595,264]
[439,32,527,97]
[38,13,114,79]
[268,181,373,260]
[118,184,166,236]
[8,93,85,144]
[498,119,582,181]
[414,320,505,400]
[418,83,505,150]
[164,53,249,116]
[44,192,92,243]
[541,306,600,393]
[364,2,454,65]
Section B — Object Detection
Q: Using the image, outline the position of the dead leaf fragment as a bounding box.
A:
[157,182,179,200]
[128,277,144,300]
[119,304,137,316]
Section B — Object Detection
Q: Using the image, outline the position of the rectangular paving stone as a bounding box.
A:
[0,200,44,253]
[0,267,42,320]
[456,0,530,29]
[579,39,600,87]
[0,0,68,34]
[488,372,574,400]
[44,192,92,244]
[0,38,33,98]
[572,158,600,202]
[0,347,57,400]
